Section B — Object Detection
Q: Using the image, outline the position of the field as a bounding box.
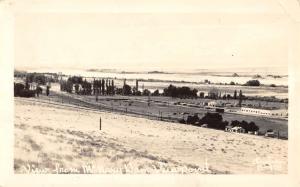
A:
[38,83,288,138]
[14,98,287,174]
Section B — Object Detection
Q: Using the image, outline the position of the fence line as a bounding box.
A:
[31,94,180,123]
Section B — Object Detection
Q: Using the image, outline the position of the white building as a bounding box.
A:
[240,107,288,118]
[207,101,223,107]
[225,125,245,133]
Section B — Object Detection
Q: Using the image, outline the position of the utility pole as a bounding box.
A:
[99,117,102,130]
[136,79,139,92]
[148,93,150,106]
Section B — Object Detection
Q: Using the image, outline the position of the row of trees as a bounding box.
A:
[225,80,260,86]
[60,80,73,93]
[25,73,57,85]
[163,85,198,98]
[115,84,160,96]
[206,88,244,100]
[26,73,47,85]
[180,112,229,130]
[93,79,115,95]
[61,76,162,96]
[180,112,259,132]
[59,78,282,105]
[60,76,116,95]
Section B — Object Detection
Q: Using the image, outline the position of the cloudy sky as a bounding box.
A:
[14,0,292,71]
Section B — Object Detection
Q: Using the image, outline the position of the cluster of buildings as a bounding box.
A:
[240,107,288,118]
[205,100,288,119]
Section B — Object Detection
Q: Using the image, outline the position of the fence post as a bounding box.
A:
[99,117,102,130]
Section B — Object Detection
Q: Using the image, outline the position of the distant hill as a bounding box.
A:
[147,71,171,74]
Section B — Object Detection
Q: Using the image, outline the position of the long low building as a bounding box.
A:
[240,107,288,118]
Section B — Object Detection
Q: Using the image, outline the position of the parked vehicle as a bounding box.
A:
[265,129,276,137]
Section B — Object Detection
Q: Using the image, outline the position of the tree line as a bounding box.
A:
[179,112,259,132]
[60,76,115,95]
[163,84,198,98]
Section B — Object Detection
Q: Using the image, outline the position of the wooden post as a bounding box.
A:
[99,117,102,130]
[160,111,162,121]
[158,111,160,120]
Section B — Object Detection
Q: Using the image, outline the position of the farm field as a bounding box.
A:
[14,98,287,174]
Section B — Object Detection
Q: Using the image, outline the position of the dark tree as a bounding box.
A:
[122,84,132,95]
[142,89,151,96]
[233,90,237,99]
[60,80,73,93]
[98,79,102,95]
[36,86,42,97]
[238,90,243,107]
[249,121,259,132]
[101,79,105,95]
[106,80,110,95]
[81,79,92,95]
[14,83,25,96]
[186,114,200,125]
[14,82,35,97]
[199,112,227,130]
[25,77,30,90]
[222,94,227,99]
[163,84,177,97]
[111,79,115,95]
[75,84,79,94]
[208,88,219,99]
[46,86,50,96]
[135,90,142,96]
[199,92,205,98]
[152,89,160,96]
[230,120,240,127]
[245,80,260,86]
[116,88,123,95]
[226,94,232,99]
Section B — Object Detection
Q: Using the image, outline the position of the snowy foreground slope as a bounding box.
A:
[14,98,287,174]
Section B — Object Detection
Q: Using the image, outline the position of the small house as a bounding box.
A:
[225,125,233,132]
[225,125,245,133]
[231,126,245,133]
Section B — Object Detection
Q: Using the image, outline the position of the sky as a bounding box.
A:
[14,0,291,71]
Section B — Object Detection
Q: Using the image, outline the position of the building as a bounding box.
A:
[231,126,246,133]
[225,125,245,133]
[240,107,288,118]
[225,125,233,132]
[207,101,221,107]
